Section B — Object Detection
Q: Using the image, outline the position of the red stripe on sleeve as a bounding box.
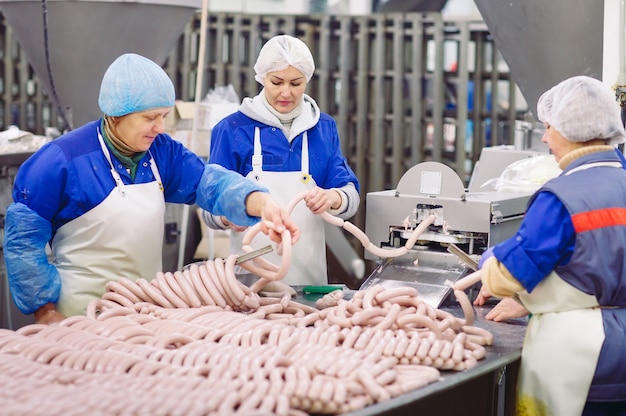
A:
[571,208,626,233]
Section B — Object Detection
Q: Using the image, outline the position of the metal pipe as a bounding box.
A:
[619,0,626,84]
[616,0,626,153]
[177,0,209,270]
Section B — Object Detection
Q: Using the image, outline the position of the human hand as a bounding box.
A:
[478,246,495,269]
[473,285,492,306]
[303,186,342,215]
[34,303,66,325]
[221,216,247,232]
[484,297,529,322]
[259,197,300,245]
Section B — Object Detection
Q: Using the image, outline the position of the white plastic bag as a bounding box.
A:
[481,154,561,193]
[202,84,240,130]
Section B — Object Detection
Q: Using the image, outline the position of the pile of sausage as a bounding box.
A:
[0,201,493,415]
[0,276,491,414]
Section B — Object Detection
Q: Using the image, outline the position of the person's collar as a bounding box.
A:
[240,90,320,139]
[261,89,304,122]
[559,144,615,170]
[103,115,138,157]
[101,117,146,179]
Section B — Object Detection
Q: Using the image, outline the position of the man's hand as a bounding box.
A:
[303,187,342,215]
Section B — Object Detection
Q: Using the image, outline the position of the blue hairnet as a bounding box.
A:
[98,53,175,116]
[537,75,626,145]
[253,35,315,85]
[195,164,269,227]
[4,202,61,315]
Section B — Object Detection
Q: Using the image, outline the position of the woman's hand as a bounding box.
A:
[485,298,529,321]
[303,186,342,214]
[220,216,247,232]
[34,303,66,325]
[474,286,529,321]
[245,192,300,245]
[473,285,492,306]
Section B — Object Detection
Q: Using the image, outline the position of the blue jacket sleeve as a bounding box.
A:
[317,117,360,193]
[195,164,269,227]
[208,119,244,173]
[493,191,575,292]
[149,133,207,205]
[3,202,61,314]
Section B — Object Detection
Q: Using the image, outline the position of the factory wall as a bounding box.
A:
[0,11,526,259]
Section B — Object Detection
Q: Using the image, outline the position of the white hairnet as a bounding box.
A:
[537,75,625,145]
[253,35,315,85]
[98,53,175,117]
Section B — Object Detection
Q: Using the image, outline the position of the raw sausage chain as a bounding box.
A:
[0,194,492,415]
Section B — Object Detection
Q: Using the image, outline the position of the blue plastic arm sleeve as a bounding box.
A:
[195,164,269,227]
[3,202,61,314]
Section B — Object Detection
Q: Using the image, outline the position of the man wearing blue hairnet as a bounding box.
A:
[3,53,299,324]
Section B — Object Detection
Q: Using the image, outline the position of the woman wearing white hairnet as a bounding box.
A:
[3,53,299,324]
[203,35,360,286]
[475,75,626,415]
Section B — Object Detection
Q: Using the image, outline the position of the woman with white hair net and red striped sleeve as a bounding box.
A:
[474,75,626,415]
[3,53,299,324]
[203,35,360,287]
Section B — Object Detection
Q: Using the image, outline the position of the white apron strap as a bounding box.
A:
[301,131,309,174]
[565,161,622,175]
[97,128,126,196]
[148,151,164,192]
[252,127,263,178]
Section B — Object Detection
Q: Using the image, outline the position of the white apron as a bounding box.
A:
[514,161,621,415]
[516,273,604,416]
[52,131,165,316]
[230,127,327,286]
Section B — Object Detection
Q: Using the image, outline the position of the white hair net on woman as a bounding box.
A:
[98,53,175,117]
[537,75,625,145]
[253,35,315,85]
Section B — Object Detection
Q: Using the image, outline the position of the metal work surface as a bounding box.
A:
[360,254,469,308]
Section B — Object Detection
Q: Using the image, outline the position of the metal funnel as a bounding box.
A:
[473,0,604,119]
[0,0,200,128]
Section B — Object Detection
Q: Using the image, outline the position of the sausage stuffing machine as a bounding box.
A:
[362,146,548,307]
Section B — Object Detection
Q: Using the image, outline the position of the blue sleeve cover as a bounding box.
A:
[195,164,269,227]
[3,202,61,314]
